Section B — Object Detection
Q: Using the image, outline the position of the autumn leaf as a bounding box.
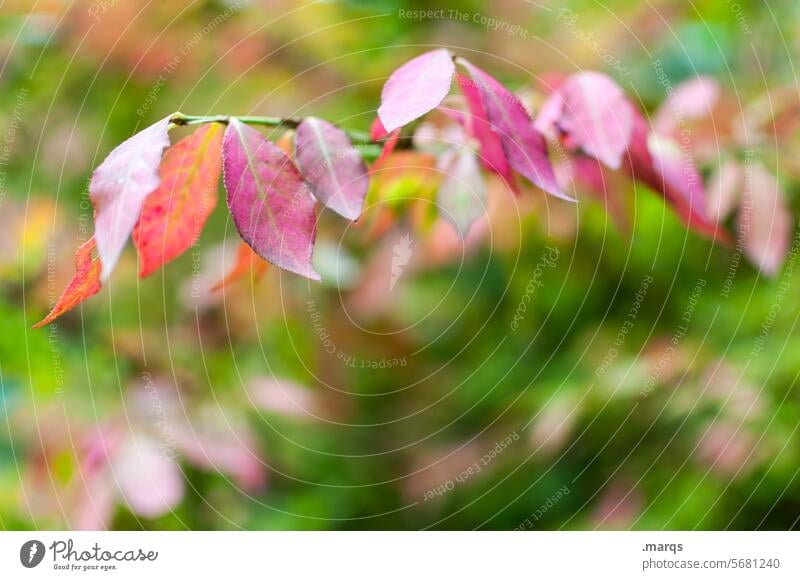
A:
[370,128,401,172]
[456,73,515,189]
[625,109,729,242]
[369,117,389,141]
[222,118,320,280]
[295,117,368,220]
[553,72,633,170]
[133,123,223,278]
[458,59,570,202]
[211,242,269,291]
[33,238,102,328]
[90,117,172,280]
[377,48,455,132]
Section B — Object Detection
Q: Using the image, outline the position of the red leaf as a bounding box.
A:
[370,117,389,141]
[378,48,455,132]
[33,238,102,328]
[370,128,401,172]
[456,73,515,188]
[295,117,369,220]
[222,119,320,280]
[625,109,729,242]
[90,117,172,280]
[458,59,571,202]
[211,242,269,291]
[133,123,223,278]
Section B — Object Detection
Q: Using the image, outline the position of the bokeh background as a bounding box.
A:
[2,0,800,530]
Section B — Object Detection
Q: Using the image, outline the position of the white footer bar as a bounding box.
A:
[1,531,797,578]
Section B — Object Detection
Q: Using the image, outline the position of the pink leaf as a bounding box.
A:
[654,76,720,135]
[378,49,455,132]
[533,90,564,136]
[707,159,742,223]
[740,162,792,275]
[456,73,515,188]
[222,118,320,280]
[458,59,571,201]
[174,405,266,491]
[295,117,369,220]
[72,469,116,530]
[111,434,184,519]
[248,377,320,419]
[436,148,486,237]
[90,117,171,280]
[556,72,633,170]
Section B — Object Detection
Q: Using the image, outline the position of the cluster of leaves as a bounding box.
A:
[36,49,784,327]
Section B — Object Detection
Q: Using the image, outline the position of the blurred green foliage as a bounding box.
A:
[1,0,799,530]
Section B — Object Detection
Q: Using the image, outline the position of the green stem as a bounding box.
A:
[170,112,372,144]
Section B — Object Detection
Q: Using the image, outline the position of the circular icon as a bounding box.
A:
[20,540,46,568]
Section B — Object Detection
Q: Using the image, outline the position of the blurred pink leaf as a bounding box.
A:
[654,76,720,136]
[72,468,116,531]
[222,118,320,280]
[696,421,757,476]
[295,117,368,220]
[90,117,171,280]
[436,148,486,237]
[740,162,792,275]
[378,48,455,132]
[533,89,564,136]
[458,59,570,202]
[592,479,641,529]
[707,159,742,223]
[129,379,267,491]
[112,434,184,519]
[173,405,266,491]
[556,72,633,170]
[248,377,320,419]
